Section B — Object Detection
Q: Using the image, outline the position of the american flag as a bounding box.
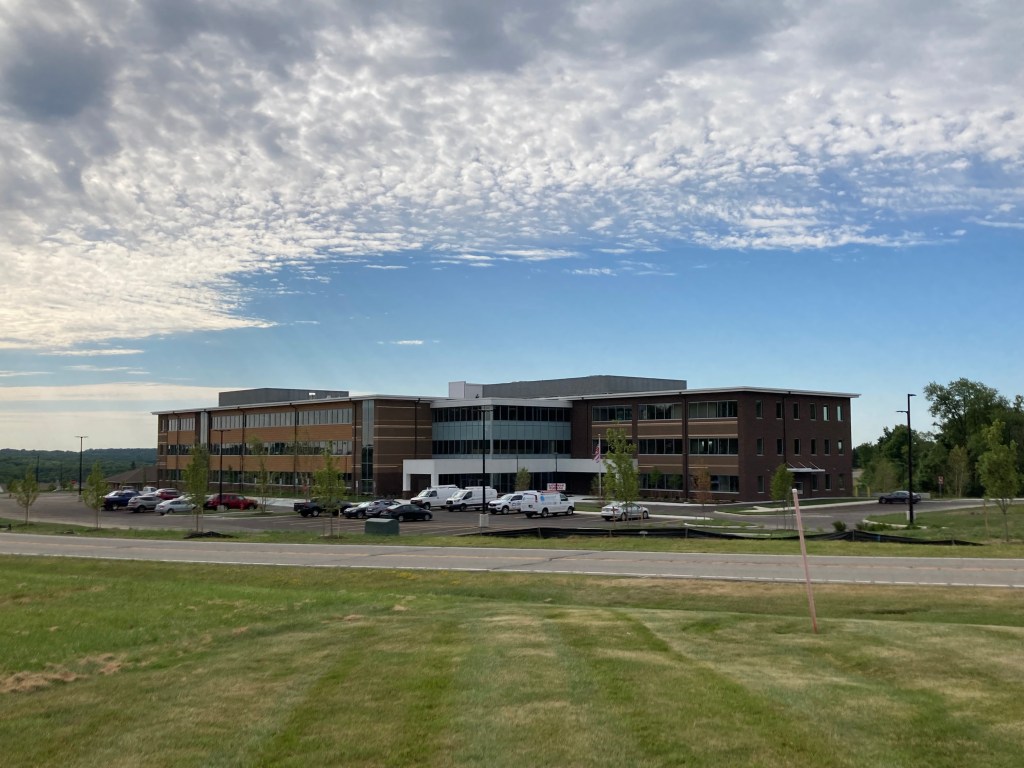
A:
[593,443,602,462]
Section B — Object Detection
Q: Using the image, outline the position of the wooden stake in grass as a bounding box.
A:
[792,488,819,634]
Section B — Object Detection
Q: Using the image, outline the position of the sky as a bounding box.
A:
[1,0,1022,452]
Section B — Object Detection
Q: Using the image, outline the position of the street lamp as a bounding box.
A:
[480,404,492,523]
[76,435,88,497]
[897,394,916,525]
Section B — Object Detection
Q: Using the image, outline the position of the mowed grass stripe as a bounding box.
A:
[4,557,1024,767]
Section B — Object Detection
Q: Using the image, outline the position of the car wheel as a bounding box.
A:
[313,509,321,517]
[525,513,534,519]
[567,507,574,515]
[397,515,405,522]
[422,503,431,511]
[541,509,548,518]
[459,504,467,512]
[642,510,649,519]
[425,512,432,521]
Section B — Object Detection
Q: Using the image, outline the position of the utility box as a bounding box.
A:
[365,518,399,536]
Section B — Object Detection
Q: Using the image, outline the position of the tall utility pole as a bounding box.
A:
[76,436,88,497]
[897,394,916,525]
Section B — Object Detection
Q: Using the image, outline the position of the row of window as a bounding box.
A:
[757,438,845,456]
[164,440,353,456]
[594,437,740,456]
[762,401,844,422]
[434,405,572,423]
[432,439,571,456]
[211,408,355,430]
[163,417,196,432]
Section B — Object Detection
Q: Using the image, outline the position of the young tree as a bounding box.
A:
[770,463,792,528]
[515,466,531,491]
[183,444,210,533]
[603,427,638,510]
[947,445,970,498]
[248,436,272,513]
[648,467,663,497]
[977,421,1020,543]
[692,467,713,508]
[11,469,39,525]
[82,461,108,529]
[311,449,346,536]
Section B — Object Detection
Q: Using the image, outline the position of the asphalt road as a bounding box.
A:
[2,494,1022,588]
[2,532,1023,587]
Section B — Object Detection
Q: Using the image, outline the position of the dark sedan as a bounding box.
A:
[343,499,394,519]
[878,490,922,504]
[293,498,354,518]
[377,503,433,522]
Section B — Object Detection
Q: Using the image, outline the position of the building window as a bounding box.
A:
[825,474,832,491]
[838,473,846,490]
[776,401,783,419]
[809,404,817,420]
[811,475,818,491]
[776,438,783,455]
[810,439,816,455]
[592,405,632,422]
[688,401,738,419]
[823,405,830,421]
[709,475,739,493]
[838,440,845,455]
[757,475,764,493]
[793,439,801,455]
[639,403,681,420]
[637,438,684,455]
[837,405,844,422]
[755,400,763,418]
[824,439,831,455]
[793,403,800,419]
[689,437,739,455]
[756,437,764,456]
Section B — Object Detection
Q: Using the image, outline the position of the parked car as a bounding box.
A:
[488,493,525,514]
[377,503,433,522]
[156,488,181,500]
[156,497,195,515]
[294,498,354,517]
[203,493,258,510]
[102,489,139,510]
[141,486,158,494]
[600,501,650,521]
[878,490,922,504]
[127,493,161,513]
[343,499,395,519]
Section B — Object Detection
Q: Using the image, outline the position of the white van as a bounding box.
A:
[445,486,498,511]
[411,485,461,510]
[520,491,574,519]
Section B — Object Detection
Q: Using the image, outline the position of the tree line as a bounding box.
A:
[0,448,157,488]
[855,378,1022,500]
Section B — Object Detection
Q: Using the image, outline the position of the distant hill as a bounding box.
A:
[0,448,158,488]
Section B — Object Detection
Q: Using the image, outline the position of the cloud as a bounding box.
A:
[0,0,1021,349]
[568,268,615,276]
[378,339,426,346]
[0,381,225,403]
[0,370,49,378]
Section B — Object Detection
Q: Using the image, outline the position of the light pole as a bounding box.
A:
[897,394,916,525]
[76,435,87,497]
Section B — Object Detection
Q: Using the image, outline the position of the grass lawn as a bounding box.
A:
[867,503,1024,544]
[2,556,1024,767]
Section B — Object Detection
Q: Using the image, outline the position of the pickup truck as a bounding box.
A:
[294,498,353,517]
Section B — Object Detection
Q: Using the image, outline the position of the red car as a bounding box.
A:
[156,488,181,500]
[203,493,257,510]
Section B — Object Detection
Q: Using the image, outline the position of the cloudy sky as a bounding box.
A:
[1,0,1022,453]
